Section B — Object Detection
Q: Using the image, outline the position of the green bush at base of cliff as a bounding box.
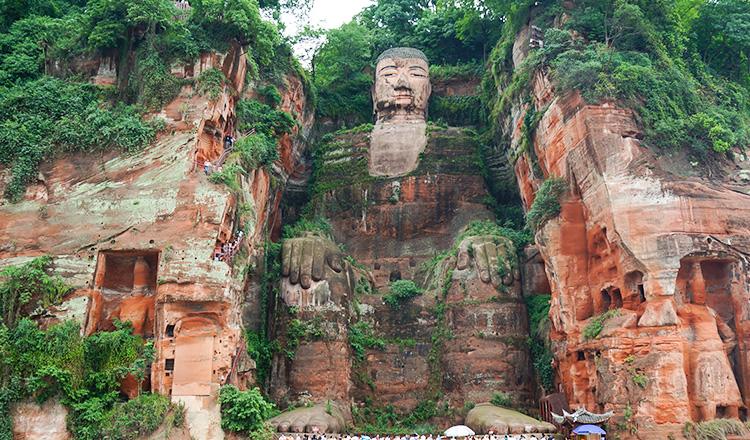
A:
[0,318,166,440]
[490,392,513,408]
[352,398,441,435]
[218,385,279,434]
[99,393,184,440]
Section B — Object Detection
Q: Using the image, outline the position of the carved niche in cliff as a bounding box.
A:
[88,251,159,338]
[675,257,746,421]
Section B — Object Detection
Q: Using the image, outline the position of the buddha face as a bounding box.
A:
[373,56,431,122]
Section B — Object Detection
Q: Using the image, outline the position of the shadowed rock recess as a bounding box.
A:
[2,4,750,440]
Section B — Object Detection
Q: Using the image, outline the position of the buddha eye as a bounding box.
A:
[411,73,426,78]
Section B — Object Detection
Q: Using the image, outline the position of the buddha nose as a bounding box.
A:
[396,72,410,88]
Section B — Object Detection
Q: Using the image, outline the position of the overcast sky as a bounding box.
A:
[281,0,375,65]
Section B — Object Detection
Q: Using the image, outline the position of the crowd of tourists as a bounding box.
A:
[276,434,557,440]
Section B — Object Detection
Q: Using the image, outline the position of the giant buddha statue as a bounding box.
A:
[266,48,536,434]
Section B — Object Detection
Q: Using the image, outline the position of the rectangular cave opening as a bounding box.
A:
[165,359,175,371]
[93,250,159,338]
[166,324,175,337]
[624,270,645,310]
[98,250,160,293]
[577,351,585,361]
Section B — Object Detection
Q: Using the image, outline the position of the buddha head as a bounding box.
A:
[372,47,431,123]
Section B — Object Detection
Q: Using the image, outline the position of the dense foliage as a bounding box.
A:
[352,397,441,435]
[525,176,568,231]
[99,393,183,440]
[383,280,424,310]
[0,77,156,201]
[487,0,750,164]
[524,294,554,391]
[218,385,279,434]
[0,0,295,201]
[582,308,621,341]
[0,255,71,328]
[0,318,169,440]
[348,321,387,360]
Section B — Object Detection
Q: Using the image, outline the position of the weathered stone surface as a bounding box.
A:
[638,297,678,327]
[12,398,70,440]
[369,122,428,177]
[267,404,348,434]
[270,127,536,422]
[508,24,750,432]
[0,44,314,439]
[465,403,556,435]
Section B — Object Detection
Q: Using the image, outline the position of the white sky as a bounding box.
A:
[280,0,375,65]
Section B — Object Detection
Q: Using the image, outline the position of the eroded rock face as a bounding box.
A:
[12,398,70,440]
[267,404,348,434]
[268,127,536,427]
[466,403,556,435]
[507,24,750,433]
[0,44,314,440]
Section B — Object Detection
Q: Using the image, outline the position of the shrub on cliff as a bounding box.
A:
[582,308,621,341]
[384,280,424,310]
[525,176,568,232]
[524,294,554,391]
[218,385,279,435]
[195,68,228,101]
[348,321,387,360]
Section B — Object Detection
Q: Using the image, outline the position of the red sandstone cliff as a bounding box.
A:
[0,45,313,439]
[508,23,750,438]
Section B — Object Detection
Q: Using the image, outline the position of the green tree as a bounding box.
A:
[189,0,279,62]
[316,21,373,83]
[692,0,750,80]
[124,0,176,39]
[218,385,279,433]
